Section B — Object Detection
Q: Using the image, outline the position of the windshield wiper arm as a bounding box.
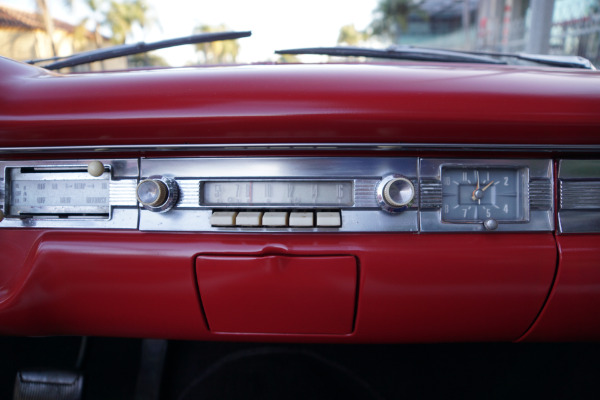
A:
[275,45,506,65]
[459,50,595,70]
[40,31,252,70]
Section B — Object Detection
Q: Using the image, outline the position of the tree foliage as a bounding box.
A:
[370,0,425,42]
[63,0,152,46]
[337,24,368,46]
[194,24,241,64]
[106,0,150,44]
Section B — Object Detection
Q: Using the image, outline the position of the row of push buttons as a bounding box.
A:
[210,211,341,227]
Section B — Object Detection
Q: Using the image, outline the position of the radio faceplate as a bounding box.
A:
[0,159,138,229]
[139,157,419,232]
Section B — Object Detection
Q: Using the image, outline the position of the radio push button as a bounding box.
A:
[262,212,289,227]
[289,212,314,227]
[236,212,263,226]
[210,211,238,226]
[316,211,341,227]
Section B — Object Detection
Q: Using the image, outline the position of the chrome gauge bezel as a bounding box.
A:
[419,159,554,232]
[0,159,138,229]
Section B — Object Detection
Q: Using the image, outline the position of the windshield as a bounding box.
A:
[0,0,598,69]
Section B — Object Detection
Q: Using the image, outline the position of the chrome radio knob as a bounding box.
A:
[377,175,415,213]
[137,176,179,212]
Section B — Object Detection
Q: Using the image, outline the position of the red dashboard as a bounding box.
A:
[1,55,599,343]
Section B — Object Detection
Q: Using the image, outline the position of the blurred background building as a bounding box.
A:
[0,4,126,70]
[371,0,600,65]
[0,0,599,68]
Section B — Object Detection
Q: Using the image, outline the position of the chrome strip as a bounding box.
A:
[560,181,600,209]
[558,160,600,233]
[1,143,600,154]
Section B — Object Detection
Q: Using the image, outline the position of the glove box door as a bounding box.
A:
[196,255,358,335]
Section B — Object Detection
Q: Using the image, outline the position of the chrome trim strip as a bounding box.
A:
[1,143,600,154]
[560,181,600,209]
[558,160,600,233]
[529,179,553,210]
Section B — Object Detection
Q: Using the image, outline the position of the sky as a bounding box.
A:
[1,0,379,65]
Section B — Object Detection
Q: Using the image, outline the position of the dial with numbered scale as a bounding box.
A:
[441,167,527,223]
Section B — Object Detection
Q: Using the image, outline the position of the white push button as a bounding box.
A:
[317,211,341,227]
[210,211,237,226]
[289,212,314,227]
[236,211,263,226]
[263,212,288,226]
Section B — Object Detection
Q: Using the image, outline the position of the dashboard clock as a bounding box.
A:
[441,167,527,227]
[419,159,553,232]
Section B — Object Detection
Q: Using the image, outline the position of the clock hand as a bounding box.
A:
[471,171,480,201]
[481,181,494,191]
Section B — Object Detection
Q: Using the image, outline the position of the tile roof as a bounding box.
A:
[0,4,78,33]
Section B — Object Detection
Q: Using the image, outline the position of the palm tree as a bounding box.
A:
[65,0,152,47]
[337,24,368,46]
[105,0,151,44]
[194,24,241,64]
[35,0,58,56]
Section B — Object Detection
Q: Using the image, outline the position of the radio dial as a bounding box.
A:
[384,177,415,208]
[377,175,415,213]
[137,177,179,212]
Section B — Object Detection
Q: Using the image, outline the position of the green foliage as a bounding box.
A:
[105,0,151,44]
[337,24,369,46]
[194,24,241,64]
[277,54,300,63]
[127,52,169,67]
[370,0,425,42]
[65,0,152,46]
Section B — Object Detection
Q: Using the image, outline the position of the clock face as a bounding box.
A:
[441,167,527,223]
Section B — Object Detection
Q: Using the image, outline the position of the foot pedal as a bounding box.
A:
[13,371,83,400]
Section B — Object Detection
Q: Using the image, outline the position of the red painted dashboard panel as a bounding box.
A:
[520,235,600,342]
[1,58,599,148]
[0,230,556,342]
[0,58,599,342]
[196,255,357,334]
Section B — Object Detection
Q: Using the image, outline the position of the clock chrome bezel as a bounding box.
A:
[419,158,554,232]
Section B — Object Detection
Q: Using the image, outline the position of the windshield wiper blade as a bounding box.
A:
[275,45,506,65]
[41,31,252,70]
[504,53,593,70]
